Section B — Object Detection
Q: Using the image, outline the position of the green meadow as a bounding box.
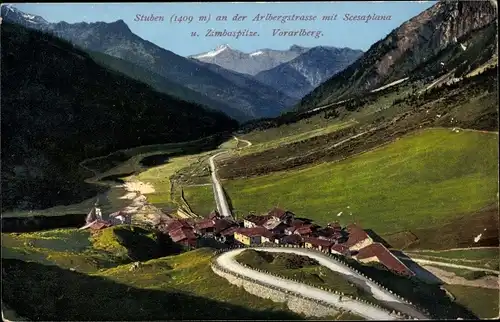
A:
[187,128,498,234]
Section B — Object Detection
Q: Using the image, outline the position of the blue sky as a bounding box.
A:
[12,2,436,56]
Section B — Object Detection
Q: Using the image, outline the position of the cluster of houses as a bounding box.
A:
[157,210,239,248]
[160,207,415,277]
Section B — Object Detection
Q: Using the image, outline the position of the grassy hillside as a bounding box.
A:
[1,227,362,320]
[444,285,499,319]
[209,129,498,240]
[1,245,303,320]
[222,66,497,181]
[1,225,182,272]
[0,22,237,212]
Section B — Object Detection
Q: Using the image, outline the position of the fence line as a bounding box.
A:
[212,244,420,319]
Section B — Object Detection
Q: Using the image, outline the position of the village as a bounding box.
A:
[81,202,415,277]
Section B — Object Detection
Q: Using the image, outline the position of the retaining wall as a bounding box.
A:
[211,263,340,318]
[212,244,430,320]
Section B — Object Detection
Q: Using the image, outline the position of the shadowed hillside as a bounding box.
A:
[87,50,250,122]
[1,250,303,320]
[0,22,238,212]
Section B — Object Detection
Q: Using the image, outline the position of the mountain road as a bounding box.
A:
[215,247,429,320]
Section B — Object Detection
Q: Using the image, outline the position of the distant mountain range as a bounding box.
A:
[1,4,364,120]
[191,44,364,99]
[0,5,295,121]
[189,44,310,76]
[255,46,363,99]
[296,0,498,111]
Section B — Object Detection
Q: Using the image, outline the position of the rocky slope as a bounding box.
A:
[255,47,363,99]
[1,22,238,212]
[1,5,294,120]
[297,0,498,110]
[189,44,310,76]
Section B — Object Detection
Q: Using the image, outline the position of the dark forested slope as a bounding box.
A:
[1,23,238,211]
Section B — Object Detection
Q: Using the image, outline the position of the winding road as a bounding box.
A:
[215,247,429,320]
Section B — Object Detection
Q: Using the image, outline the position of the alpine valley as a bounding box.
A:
[1,1,499,321]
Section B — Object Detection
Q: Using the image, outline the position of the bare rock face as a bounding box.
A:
[298,0,498,109]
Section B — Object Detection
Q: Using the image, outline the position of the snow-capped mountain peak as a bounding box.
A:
[190,45,310,75]
[249,51,264,57]
[193,44,232,58]
[216,44,231,50]
[1,4,49,25]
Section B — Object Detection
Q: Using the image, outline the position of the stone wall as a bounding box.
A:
[211,262,340,318]
[212,244,430,319]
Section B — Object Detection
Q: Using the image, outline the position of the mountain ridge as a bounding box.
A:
[296,0,498,111]
[189,44,311,75]
[0,5,295,120]
[255,46,364,99]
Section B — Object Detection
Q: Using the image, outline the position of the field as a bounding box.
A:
[0,225,184,273]
[1,227,311,320]
[186,128,498,243]
[125,150,214,208]
[2,248,304,320]
[1,231,364,321]
[444,284,499,319]
[181,185,216,217]
[1,229,118,273]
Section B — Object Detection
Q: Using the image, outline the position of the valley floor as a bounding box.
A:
[2,66,498,321]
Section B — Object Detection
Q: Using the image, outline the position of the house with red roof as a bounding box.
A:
[243,214,272,228]
[162,219,193,233]
[87,220,112,231]
[330,244,350,256]
[234,227,270,245]
[193,218,216,235]
[353,243,415,277]
[280,234,303,245]
[344,223,373,251]
[213,219,239,243]
[218,226,239,241]
[303,237,335,251]
[169,227,197,248]
[267,207,294,223]
[284,219,310,235]
[260,230,278,244]
[293,225,315,237]
[284,226,298,235]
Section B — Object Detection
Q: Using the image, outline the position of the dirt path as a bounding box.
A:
[234,136,252,148]
[399,257,500,274]
[422,265,499,289]
[408,247,499,252]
